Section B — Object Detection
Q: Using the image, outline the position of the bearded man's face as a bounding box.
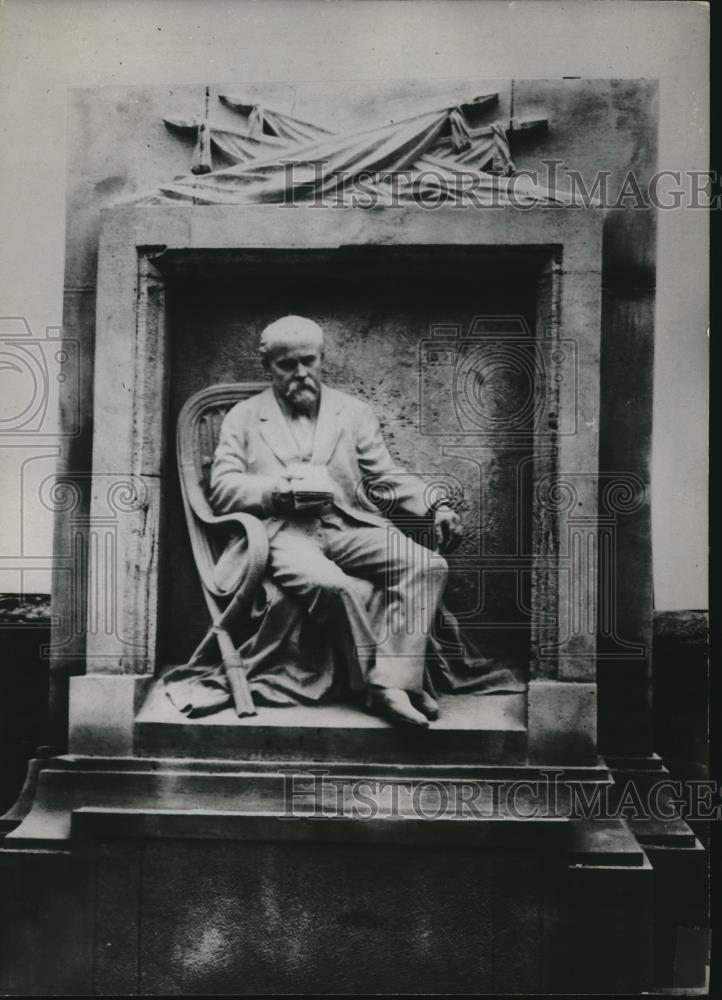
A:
[267,339,323,415]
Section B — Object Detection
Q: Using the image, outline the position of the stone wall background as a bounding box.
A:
[163,259,538,666]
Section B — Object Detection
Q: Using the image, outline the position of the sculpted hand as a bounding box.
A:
[434,505,462,553]
[270,473,296,515]
[286,462,331,486]
[294,463,338,490]
[281,463,338,513]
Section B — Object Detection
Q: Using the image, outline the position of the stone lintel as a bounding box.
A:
[98,203,603,268]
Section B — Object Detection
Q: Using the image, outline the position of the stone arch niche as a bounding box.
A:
[64,203,603,766]
[161,243,539,679]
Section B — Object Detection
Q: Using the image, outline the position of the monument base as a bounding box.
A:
[135,683,529,764]
[0,677,706,993]
[0,749,653,995]
[65,675,600,765]
[606,753,709,991]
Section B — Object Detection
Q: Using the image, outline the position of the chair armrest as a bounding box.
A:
[191,508,269,601]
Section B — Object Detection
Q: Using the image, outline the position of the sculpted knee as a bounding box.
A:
[392,539,436,575]
[321,572,358,601]
[308,566,353,601]
[396,543,448,591]
[428,551,449,589]
[289,559,349,617]
[409,543,448,575]
[430,552,448,576]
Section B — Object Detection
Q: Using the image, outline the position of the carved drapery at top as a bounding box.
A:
[137,91,588,207]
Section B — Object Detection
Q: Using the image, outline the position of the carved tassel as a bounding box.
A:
[191,86,213,175]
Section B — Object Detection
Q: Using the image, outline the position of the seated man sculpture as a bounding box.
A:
[208,315,463,728]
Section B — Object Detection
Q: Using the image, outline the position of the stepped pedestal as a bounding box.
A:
[1,680,655,995]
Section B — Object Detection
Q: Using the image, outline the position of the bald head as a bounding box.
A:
[260,315,324,416]
[259,315,324,366]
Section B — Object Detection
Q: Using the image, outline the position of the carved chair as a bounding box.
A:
[176,382,271,716]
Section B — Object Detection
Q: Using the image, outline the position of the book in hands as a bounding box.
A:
[286,463,336,511]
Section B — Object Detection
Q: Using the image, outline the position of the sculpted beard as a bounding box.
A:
[286,379,319,415]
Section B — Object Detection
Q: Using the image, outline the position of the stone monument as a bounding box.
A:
[0,81,705,995]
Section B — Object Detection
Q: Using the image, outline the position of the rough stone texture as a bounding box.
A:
[600,750,709,990]
[527,679,597,764]
[513,78,658,286]
[515,78,658,752]
[596,290,656,757]
[644,840,708,990]
[133,838,553,995]
[0,594,50,624]
[551,268,603,682]
[92,841,143,995]
[514,78,657,738]
[558,857,654,993]
[654,609,709,645]
[0,808,657,995]
[50,285,97,717]
[164,256,538,667]
[0,846,93,995]
[68,675,153,756]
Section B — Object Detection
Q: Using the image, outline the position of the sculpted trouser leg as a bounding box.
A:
[267,525,378,689]
[268,521,448,692]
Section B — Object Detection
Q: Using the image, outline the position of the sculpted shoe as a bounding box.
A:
[409,690,440,720]
[368,687,430,728]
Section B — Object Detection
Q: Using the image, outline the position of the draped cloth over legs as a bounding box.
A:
[164,517,524,718]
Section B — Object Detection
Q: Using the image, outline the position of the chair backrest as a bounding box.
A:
[177,382,268,520]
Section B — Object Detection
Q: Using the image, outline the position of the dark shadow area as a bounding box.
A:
[652,610,709,783]
[0,596,50,814]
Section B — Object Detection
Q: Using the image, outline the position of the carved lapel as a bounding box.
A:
[257,388,299,466]
[311,386,344,466]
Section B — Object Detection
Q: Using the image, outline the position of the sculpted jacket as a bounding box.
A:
[209,384,432,537]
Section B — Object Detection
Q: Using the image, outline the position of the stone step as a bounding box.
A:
[4,753,612,843]
[134,684,528,765]
[68,805,569,849]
